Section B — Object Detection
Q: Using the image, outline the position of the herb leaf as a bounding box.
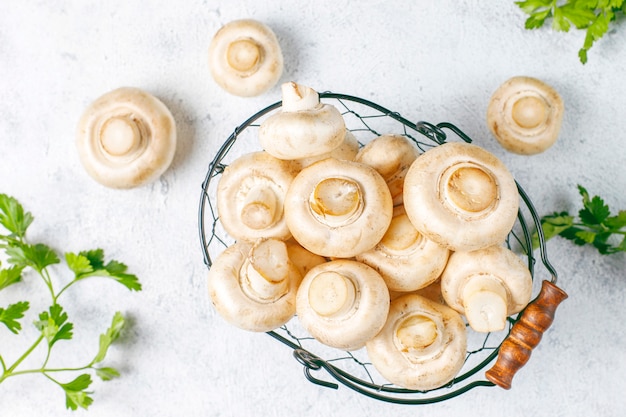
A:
[61,374,94,410]
[65,250,142,292]
[35,304,74,347]
[0,301,30,334]
[0,265,24,290]
[93,312,125,364]
[6,243,60,273]
[0,194,34,239]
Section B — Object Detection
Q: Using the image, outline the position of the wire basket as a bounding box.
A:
[198,92,567,404]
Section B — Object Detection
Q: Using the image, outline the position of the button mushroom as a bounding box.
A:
[296,259,389,351]
[217,151,299,242]
[365,293,467,391]
[258,82,347,160]
[355,134,420,206]
[440,245,533,333]
[208,19,284,97]
[486,76,564,155]
[76,87,177,189]
[294,130,360,170]
[403,142,519,252]
[355,205,450,293]
[284,157,393,258]
[207,238,302,332]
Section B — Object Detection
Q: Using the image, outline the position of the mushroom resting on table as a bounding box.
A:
[208,19,284,97]
[76,87,177,189]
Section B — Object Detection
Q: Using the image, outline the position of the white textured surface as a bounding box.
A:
[1,1,625,415]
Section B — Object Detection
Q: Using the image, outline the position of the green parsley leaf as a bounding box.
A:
[35,304,74,347]
[0,301,29,334]
[0,194,34,239]
[65,250,142,291]
[95,367,121,381]
[5,242,60,273]
[0,265,24,290]
[93,312,125,364]
[60,374,94,410]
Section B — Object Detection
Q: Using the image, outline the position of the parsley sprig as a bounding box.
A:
[516,0,626,64]
[0,193,141,411]
[537,185,626,253]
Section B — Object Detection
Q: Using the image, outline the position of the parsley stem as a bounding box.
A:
[1,334,44,382]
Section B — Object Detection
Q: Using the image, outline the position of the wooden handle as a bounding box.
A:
[485,280,568,389]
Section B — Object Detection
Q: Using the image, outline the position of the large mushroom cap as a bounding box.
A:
[296,259,390,351]
[208,19,283,97]
[258,82,346,160]
[440,245,533,333]
[217,151,299,242]
[76,87,177,189]
[207,238,302,332]
[403,142,519,252]
[487,76,564,155]
[284,157,393,258]
[366,293,467,391]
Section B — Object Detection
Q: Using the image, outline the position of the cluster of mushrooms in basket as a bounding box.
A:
[207,81,535,392]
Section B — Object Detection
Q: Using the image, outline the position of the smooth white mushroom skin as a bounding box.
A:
[217,151,299,242]
[365,293,467,391]
[356,206,450,292]
[487,76,564,155]
[76,87,177,189]
[207,239,302,332]
[355,134,420,206]
[294,130,360,169]
[258,82,347,160]
[285,238,327,278]
[284,157,393,258]
[403,142,519,252]
[296,260,390,351]
[440,245,533,333]
[208,19,283,97]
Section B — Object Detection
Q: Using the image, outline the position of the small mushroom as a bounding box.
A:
[207,238,302,332]
[284,157,393,258]
[285,238,327,278]
[365,293,467,391]
[294,130,360,169]
[208,19,283,97]
[76,87,177,189]
[356,206,450,292]
[440,245,533,333]
[403,142,519,252]
[296,259,390,350]
[217,151,299,242]
[258,82,347,160]
[487,76,564,155]
[355,134,420,205]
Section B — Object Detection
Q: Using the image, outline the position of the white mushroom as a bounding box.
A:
[403,142,519,252]
[284,157,393,258]
[294,130,360,169]
[296,259,390,350]
[217,151,299,242]
[258,82,347,160]
[356,205,450,292]
[207,238,302,332]
[365,293,467,391]
[208,19,283,97]
[487,76,564,155]
[440,245,533,333]
[76,87,177,189]
[285,238,327,278]
[355,134,420,205]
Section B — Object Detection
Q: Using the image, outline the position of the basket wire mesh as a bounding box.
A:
[198,92,560,404]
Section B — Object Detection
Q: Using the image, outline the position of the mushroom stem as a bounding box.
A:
[307,270,357,318]
[240,185,279,230]
[240,239,290,302]
[394,313,443,362]
[461,275,508,332]
[309,177,363,227]
[226,38,262,74]
[441,162,498,216]
[281,82,320,112]
[99,115,144,157]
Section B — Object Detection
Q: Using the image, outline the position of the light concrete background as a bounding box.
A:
[0,1,624,416]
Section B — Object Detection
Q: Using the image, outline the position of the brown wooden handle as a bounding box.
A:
[485,280,568,389]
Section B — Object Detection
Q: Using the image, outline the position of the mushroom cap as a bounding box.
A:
[217,151,299,242]
[487,76,564,155]
[284,157,393,258]
[356,206,450,292]
[440,245,533,332]
[355,134,420,205]
[296,259,390,350]
[76,87,177,189]
[207,238,302,332]
[365,293,467,391]
[208,19,283,97]
[403,142,519,252]
[294,130,360,169]
[258,82,347,160]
